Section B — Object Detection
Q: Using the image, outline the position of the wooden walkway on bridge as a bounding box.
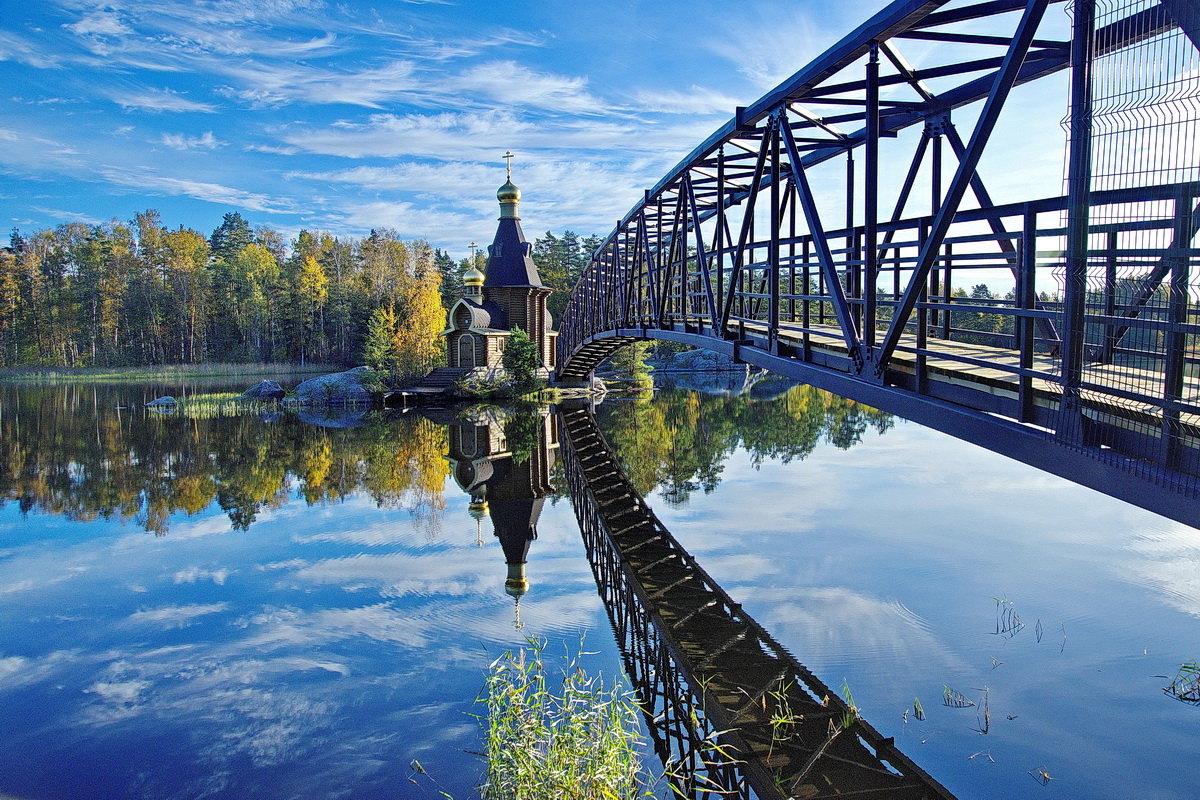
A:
[743,319,1200,423]
[560,405,957,800]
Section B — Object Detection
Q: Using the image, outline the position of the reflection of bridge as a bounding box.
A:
[557,0,1200,525]
[559,404,956,799]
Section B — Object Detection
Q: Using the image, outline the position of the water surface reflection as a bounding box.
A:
[0,381,1196,799]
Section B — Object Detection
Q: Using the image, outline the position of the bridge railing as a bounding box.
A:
[560,180,1199,479]
[557,0,1198,502]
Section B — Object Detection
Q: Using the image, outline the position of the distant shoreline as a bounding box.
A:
[0,362,343,384]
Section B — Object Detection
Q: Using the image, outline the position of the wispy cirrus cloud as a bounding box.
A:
[0,30,67,69]
[632,85,743,116]
[450,60,600,113]
[217,59,421,109]
[96,168,294,213]
[110,87,216,113]
[281,108,714,162]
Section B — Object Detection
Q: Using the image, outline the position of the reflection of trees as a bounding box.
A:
[596,384,892,504]
[0,385,447,534]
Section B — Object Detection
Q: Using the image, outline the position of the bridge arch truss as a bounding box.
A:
[558,0,1200,524]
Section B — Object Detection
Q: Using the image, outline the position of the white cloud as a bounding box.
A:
[96,168,294,213]
[110,87,216,113]
[218,58,420,108]
[450,60,599,113]
[0,30,65,69]
[632,85,742,116]
[159,130,223,150]
[29,206,107,225]
[65,10,134,38]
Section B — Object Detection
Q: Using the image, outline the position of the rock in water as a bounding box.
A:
[239,380,286,400]
[144,396,177,407]
[292,366,375,405]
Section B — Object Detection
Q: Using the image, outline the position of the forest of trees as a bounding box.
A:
[0,381,889,534]
[0,211,599,375]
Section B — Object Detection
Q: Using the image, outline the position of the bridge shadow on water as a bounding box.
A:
[558,403,957,800]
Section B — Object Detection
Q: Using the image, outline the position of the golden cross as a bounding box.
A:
[502,150,514,181]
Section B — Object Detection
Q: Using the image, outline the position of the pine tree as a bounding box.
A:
[209,212,254,263]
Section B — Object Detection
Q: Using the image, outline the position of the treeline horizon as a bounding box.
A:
[0,210,598,371]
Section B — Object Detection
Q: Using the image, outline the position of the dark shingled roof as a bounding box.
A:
[455,298,507,330]
[484,218,545,288]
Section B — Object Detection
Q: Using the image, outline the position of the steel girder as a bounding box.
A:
[557,0,1200,522]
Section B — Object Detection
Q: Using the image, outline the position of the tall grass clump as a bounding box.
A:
[481,640,651,799]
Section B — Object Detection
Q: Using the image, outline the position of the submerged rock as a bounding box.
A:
[238,380,286,401]
[292,366,375,405]
[144,396,177,407]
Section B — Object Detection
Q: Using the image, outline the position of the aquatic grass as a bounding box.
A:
[942,686,976,709]
[1164,661,1200,704]
[480,640,652,800]
[991,598,1024,639]
[169,393,282,419]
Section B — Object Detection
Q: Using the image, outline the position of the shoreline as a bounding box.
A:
[0,362,344,384]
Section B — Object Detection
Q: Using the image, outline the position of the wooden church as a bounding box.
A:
[432,156,556,387]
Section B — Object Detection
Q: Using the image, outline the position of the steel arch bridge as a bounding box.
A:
[556,0,1200,526]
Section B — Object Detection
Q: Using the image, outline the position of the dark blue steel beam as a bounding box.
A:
[1160,0,1200,52]
[779,115,864,364]
[683,175,719,328]
[719,118,776,330]
[624,0,948,228]
[570,327,1200,530]
[875,0,1050,373]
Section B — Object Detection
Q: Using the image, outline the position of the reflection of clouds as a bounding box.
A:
[741,586,957,672]
[127,602,231,628]
[0,464,609,798]
[1130,523,1200,617]
[86,678,150,710]
[290,554,494,597]
[0,649,82,691]
[174,566,232,584]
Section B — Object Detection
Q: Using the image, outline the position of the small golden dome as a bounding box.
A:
[468,499,489,519]
[464,265,485,287]
[505,577,529,598]
[497,180,521,203]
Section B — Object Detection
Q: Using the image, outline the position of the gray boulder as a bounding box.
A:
[652,348,743,372]
[144,396,177,407]
[239,380,285,401]
[292,366,375,405]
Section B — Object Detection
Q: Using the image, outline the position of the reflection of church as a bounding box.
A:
[443,407,559,626]
[441,155,557,378]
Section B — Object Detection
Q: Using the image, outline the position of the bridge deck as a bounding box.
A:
[561,405,956,800]
[720,316,1199,448]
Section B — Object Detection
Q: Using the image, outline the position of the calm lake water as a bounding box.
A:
[0,379,1197,799]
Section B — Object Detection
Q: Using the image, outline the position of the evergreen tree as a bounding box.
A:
[434,248,461,309]
[502,326,543,394]
[209,212,254,262]
[363,304,400,377]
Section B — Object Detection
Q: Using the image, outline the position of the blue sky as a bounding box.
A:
[1,0,904,254]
